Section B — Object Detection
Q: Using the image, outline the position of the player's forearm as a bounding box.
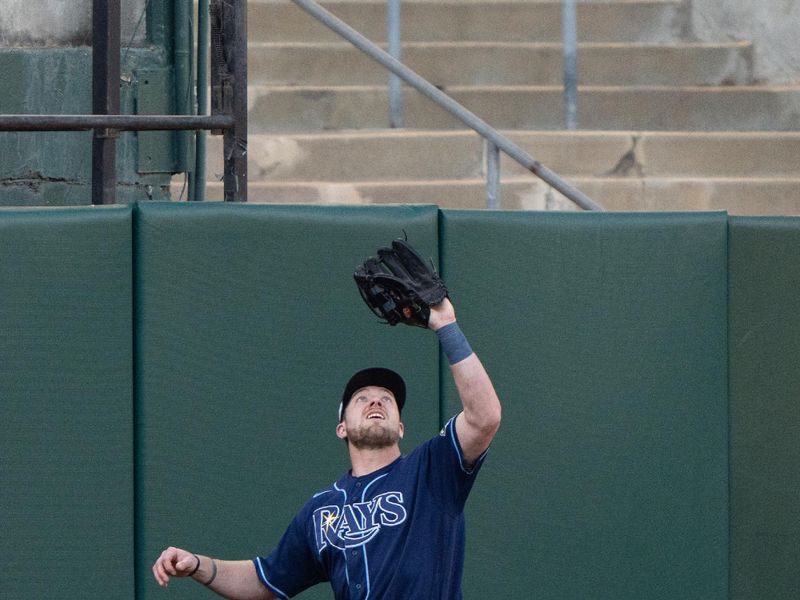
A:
[428,299,500,461]
[451,352,501,436]
[435,316,501,465]
[191,556,275,600]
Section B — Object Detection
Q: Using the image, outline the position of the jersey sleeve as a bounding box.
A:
[253,506,327,599]
[423,414,490,514]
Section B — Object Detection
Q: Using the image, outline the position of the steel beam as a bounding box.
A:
[92,0,122,205]
[0,115,235,132]
[210,0,248,202]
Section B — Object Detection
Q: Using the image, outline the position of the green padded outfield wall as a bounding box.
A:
[0,206,134,598]
[3,203,795,599]
[440,211,729,599]
[728,217,800,600]
[134,203,441,599]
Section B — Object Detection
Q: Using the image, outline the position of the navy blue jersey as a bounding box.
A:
[253,415,488,599]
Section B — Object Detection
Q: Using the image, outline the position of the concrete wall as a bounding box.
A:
[0,0,146,46]
[0,0,174,205]
[1,1,796,82]
[692,0,800,84]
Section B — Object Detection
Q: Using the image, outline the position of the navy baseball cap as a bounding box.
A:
[339,367,406,421]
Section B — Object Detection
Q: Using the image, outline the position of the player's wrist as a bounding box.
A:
[428,298,456,331]
[428,314,455,332]
[188,554,201,577]
[189,555,218,586]
[436,321,473,364]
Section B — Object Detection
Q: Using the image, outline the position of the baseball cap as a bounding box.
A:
[339,367,406,421]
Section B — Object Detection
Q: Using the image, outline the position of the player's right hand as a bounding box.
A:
[152,546,198,588]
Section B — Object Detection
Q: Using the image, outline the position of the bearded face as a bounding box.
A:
[337,386,404,450]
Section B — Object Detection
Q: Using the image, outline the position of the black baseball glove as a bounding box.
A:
[354,238,448,327]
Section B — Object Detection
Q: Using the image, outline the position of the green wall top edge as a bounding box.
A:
[135,201,441,223]
[0,203,131,220]
[440,208,730,223]
[729,215,800,228]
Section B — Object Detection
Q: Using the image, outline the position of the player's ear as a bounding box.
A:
[336,421,347,440]
[398,421,404,440]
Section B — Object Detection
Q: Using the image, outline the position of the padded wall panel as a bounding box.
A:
[0,206,134,599]
[441,211,729,600]
[134,203,440,599]
[729,217,800,600]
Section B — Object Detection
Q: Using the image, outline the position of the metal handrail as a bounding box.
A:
[0,115,234,131]
[290,0,602,211]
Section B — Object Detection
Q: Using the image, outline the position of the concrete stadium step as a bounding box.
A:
[228,1,795,215]
[198,131,800,214]
[206,130,800,182]
[249,41,753,87]
[247,85,800,131]
[204,131,800,181]
[248,0,690,43]
[201,177,800,215]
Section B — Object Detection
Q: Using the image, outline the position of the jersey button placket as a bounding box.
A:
[350,581,365,600]
[346,542,366,599]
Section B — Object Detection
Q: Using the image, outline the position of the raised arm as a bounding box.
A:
[429,299,501,466]
[152,547,275,600]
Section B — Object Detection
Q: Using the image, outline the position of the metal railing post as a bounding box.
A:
[92,0,121,205]
[387,0,404,128]
[485,140,501,209]
[562,0,578,130]
[194,0,210,201]
[175,0,193,180]
[227,0,248,202]
[210,0,248,201]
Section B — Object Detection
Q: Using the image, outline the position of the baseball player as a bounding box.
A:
[152,240,501,599]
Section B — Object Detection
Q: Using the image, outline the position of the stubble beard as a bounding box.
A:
[347,422,400,450]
